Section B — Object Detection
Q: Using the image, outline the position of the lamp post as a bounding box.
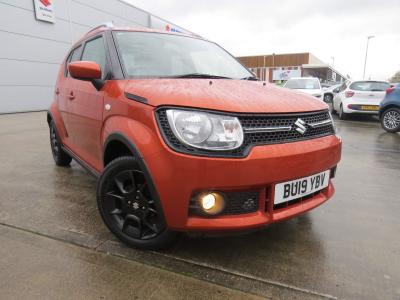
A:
[330,56,335,67]
[363,35,374,80]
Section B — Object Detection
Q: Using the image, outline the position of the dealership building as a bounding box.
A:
[237,52,347,84]
[0,0,191,113]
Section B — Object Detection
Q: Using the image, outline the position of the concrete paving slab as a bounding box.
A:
[0,225,264,300]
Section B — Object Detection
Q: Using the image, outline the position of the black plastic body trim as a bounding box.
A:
[103,133,167,229]
[124,92,148,104]
[46,110,54,125]
[61,146,100,178]
[105,30,124,80]
[379,103,400,117]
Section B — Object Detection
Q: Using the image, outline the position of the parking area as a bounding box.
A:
[0,112,399,299]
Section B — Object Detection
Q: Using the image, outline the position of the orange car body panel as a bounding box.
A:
[50,28,342,232]
[124,79,327,113]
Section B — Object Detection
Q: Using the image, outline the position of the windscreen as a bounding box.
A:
[114,31,252,79]
[349,81,391,91]
[285,79,320,89]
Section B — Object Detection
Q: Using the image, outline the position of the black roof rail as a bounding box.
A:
[86,21,114,35]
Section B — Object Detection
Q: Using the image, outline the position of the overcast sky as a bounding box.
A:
[126,0,400,81]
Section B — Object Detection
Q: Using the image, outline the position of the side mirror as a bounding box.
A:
[68,61,102,80]
[333,88,340,93]
[68,61,105,90]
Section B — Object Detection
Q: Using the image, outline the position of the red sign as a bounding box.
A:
[40,0,51,7]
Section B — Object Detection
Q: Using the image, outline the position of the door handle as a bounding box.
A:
[68,92,75,100]
[55,88,60,95]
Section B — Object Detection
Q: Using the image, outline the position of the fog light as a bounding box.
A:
[201,194,216,210]
[198,192,225,215]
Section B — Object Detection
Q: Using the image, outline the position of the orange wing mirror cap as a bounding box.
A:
[68,61,102,80]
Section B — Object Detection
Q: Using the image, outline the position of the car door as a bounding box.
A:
[66,35,109,171]
[57,45,82,146]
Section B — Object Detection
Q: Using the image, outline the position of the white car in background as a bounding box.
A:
[332,80,391,120]
[283,77,324,99]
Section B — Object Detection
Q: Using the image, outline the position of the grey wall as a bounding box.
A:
[0,0,189,113]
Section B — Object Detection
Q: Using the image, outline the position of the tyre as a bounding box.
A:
[49,120,72,166]
[97,156,177,250]
[339,104,348,120]
[324,94,333,103]
[381,108,400,133]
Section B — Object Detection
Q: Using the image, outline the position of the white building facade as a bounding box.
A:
[0,0,190,113]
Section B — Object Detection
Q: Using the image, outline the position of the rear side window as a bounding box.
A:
[349,81,390,92]
[81,36,107,78]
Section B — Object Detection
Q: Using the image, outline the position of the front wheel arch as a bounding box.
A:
[47,112,53,126]
[102,133,167,230]
[380,104,400,118]
[103,139,133,167]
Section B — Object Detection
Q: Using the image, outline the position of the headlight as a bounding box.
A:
[166,109,244,150]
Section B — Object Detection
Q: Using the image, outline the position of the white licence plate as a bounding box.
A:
[274,170,330,205]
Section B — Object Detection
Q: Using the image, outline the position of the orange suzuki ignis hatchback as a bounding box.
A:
[48,23,341,249]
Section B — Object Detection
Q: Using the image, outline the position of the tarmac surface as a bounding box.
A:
[0,112,399,300]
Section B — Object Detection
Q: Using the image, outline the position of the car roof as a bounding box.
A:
[75,25,204,46]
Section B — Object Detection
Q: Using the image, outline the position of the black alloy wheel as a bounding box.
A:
[97,156,176,249]
[49,121,72,166]
[381,108,400,133]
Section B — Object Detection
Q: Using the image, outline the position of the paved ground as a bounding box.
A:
[0,225,262,300]
[0,112,399,300]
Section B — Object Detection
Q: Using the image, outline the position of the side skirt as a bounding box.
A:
[61,146,100,178]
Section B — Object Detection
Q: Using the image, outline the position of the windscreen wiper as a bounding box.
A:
[171,73,233,79]
[241,76,259,81]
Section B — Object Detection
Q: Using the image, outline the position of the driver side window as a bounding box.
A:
[65,45,82,77]
[81,36,107,79]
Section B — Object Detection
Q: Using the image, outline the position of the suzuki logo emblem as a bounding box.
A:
[294,118,307,134]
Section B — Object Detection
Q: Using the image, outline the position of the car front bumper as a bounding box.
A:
[144,134,342,231]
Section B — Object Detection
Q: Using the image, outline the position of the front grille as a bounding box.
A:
[190,191,259,216]
[156,108,335,158]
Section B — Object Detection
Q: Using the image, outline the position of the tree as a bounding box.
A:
[389,71,400,83]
